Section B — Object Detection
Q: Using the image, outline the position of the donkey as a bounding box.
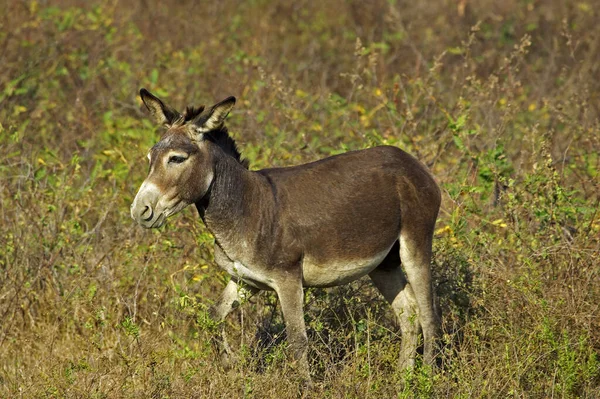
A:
[131,89,441,374]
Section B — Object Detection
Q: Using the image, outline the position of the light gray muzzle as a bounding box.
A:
[131,181,164,228]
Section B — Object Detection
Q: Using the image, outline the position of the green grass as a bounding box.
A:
[1,0,599,397]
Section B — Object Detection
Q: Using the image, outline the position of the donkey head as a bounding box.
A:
[131,89,236,228]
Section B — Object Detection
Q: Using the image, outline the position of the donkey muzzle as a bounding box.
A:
[131,181,162,228]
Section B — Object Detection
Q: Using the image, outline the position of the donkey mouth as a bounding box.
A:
[150,212,167,228]
[131,196,188,229]
[133,209,166,229]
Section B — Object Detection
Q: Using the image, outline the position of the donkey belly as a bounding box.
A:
[301,245,394,288]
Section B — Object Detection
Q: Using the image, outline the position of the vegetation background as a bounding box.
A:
[1,0,599,397]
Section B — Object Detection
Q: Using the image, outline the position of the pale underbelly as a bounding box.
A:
[218,246,395,290]
[301,247,393,288]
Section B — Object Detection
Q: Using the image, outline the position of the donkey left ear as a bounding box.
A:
[140,88,181,126]
[192,96,236,134]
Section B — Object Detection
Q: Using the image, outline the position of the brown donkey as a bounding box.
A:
[131,89,441,374]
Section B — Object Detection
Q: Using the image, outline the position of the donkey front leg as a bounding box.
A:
[211,279,260,366]
[275,277,310,377]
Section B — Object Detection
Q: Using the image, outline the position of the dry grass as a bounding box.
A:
[1,0,599,397]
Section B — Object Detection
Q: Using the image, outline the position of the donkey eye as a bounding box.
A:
[168,155,187,164]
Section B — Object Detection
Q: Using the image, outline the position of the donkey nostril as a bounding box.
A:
[141,205,153,222]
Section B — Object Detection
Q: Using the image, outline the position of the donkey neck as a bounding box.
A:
[196,146,273,256]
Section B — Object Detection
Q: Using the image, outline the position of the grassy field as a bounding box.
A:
[1,0,599,397]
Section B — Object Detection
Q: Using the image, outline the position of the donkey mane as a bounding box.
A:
[183,105,205,122]
[203,127,249,169]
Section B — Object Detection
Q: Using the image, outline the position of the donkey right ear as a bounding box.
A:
[139,88,181,126]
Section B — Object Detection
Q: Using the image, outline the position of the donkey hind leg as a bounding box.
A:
[211,279,260,366]
[399,230,439,367]
[369,254,420,369]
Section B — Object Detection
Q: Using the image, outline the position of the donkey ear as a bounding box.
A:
[192,96,236,133]
[139,88,181,126]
